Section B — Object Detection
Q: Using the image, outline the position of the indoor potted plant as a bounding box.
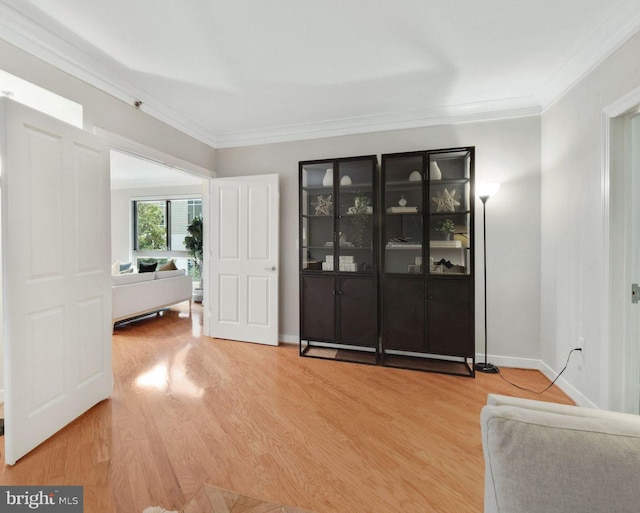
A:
[184,215,204,302]
[434,218,455,240]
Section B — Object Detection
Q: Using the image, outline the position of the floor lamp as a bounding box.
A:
[475,182,500,374]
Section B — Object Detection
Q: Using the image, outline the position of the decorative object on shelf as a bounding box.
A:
[350,192,371,247]
[475,182,501,374]
[430,161,442,180]
[322,168,333,186]
[409,170,422,182]
[398,195,407,207]
[340,175,352,185]
[432,187,460,212]
[312,195,332,215]
[435,218,455,240]
[387,205,418,213]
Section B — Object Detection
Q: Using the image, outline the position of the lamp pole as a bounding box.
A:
[475,187,500,374]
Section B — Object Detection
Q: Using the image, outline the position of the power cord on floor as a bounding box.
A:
[498,348,582,394]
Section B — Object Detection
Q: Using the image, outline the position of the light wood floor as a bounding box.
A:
[0,303,572,513]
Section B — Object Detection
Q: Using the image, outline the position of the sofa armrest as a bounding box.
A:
[481,398,640,513]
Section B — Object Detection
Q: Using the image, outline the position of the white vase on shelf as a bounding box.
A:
[430,162,442,180]
[322,168,333,186]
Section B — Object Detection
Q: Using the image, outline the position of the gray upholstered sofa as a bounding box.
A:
[480,394,640,513]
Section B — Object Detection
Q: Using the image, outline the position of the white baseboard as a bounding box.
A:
[280,342,593,406]
[278,334,298,345]
[476,353,540,370]
[538,360,598,408]
[476,353,597,408]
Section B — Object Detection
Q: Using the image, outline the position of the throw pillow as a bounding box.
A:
[111,261,120,275]
[158,260,178,271]
[119,261,132,272]
[138,261,158,273]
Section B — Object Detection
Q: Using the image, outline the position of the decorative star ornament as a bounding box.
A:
[432,188,460,212]
[312,195,333,215]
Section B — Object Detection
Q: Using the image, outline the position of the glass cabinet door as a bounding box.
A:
[427,149,472,275]
[336,158,375,274]
[382,153,425,274]
[300,156,377,274]
[301,161,335,271]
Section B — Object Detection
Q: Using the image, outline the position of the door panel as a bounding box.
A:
[427,278,472,356]
[338,276,377,347]
[382,276,425,352]
[301,275,335,342]
[208,174,279,345]
[1,98,112,464]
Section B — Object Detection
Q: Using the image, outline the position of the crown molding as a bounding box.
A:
[2,1,639,150]
[0,1,217,147]
[213,99,542,148]
[538,0,640,112]
[0,1,542,150]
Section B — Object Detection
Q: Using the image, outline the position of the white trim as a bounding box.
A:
[537,361,599,409]
[213,104,541,149]
[601,110,613,409]
[539,2,640,112]
[478,354,540,370]
[480,353,598,408]
[0,2,216,147]
[602,85,640,412]
[279,334,298,345]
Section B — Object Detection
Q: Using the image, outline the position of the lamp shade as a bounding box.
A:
[477,182,500,200]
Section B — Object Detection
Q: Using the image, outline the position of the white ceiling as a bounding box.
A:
[1,0,640,148]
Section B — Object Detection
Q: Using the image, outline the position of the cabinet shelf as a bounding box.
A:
[303,245,372,250]
[302,184,373,191]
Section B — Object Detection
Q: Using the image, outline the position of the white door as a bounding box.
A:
[206,174,279,345]
[1,98,112,464]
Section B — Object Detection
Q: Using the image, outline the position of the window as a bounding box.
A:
[134,199,202,251]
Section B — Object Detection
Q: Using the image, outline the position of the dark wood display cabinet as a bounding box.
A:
[299,155,379,365]
[381,147,475,376]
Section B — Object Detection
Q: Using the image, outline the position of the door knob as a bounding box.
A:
[264,266,276,271]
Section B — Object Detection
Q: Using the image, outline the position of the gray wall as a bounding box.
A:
[541,31,640,408]
[215,117,542,363]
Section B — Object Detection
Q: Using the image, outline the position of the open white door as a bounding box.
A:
[1,98,112,464]
[206,174,279,345]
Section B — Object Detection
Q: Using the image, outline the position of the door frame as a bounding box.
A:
[603,86,640,413]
